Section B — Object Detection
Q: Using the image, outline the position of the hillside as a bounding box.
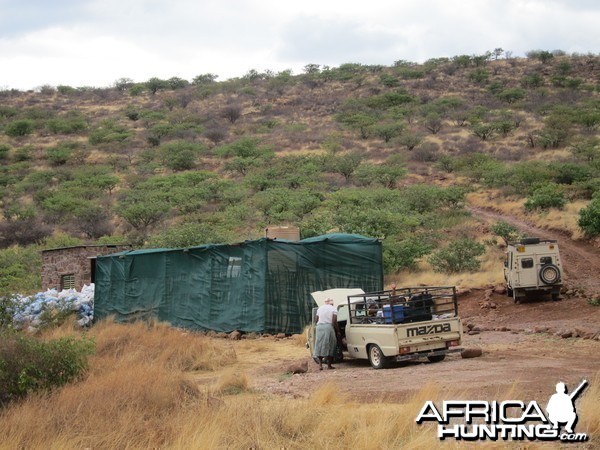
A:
[1,51,599,295]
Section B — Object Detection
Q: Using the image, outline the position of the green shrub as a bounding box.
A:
[88,120,132,145]
[0,331,95,406]
[496,88,526,104]
[57,85,77,95]
[0,296,16,330]
[147,220,237,248]
[383,237,433,272]
[469,68,489,83]
[13,146,32,162]
[46,146,73,166]
[0,246,41,297]
[578,197,600,236]
[490,221,521,245]
[379,74,399,87]
[521,73,544,88]
[524,183,566,211]
[0,144,10,160]
[507,162,554,194]
[428,238,486,273]
[158,141,204,171]
[5,119,35,137]
[128,84,145,96]
[46,116,87,134]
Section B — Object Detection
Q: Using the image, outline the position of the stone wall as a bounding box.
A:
[41,245,131,291]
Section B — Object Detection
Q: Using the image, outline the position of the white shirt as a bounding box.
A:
[316,304,337,324]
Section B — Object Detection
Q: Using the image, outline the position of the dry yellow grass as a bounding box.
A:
[531,149,573,160]
[540,200,589,240]
[579,375,600,440]
[468,190,589,239]
[391,238,506,290]
[1,320,597,449]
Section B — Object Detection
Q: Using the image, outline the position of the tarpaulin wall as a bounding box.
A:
[94,234,382,334]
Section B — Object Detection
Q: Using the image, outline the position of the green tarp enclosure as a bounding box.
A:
[94,233,383,334]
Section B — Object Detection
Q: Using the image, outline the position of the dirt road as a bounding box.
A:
[468,205,600,297]
[247,290,599,405]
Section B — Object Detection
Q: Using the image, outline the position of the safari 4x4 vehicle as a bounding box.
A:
[504,237,562,303]
[307,286,462,369]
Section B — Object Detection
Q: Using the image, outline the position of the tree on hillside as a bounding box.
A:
[570,138,600,162]
[423,112,443,134]
[326,151,363,182]
[114,78,134,91]
[204,127,228,145]
[145,77,168,95]
[158,141,204,171]
[217,138,274,176]
[578,197,600,236]
[428,238,486,273]
[303,64,320,74]
[496,88,526,104]
[355,159,407,189]
[192,73,218,85]
[116,200,169,234]
[490,221,521,245]
[221,105,242,124]
[72,205,113,239]
[397,132,423,150]
[471,122,495,141]
[167,77,189,89]
[452,55,472,68]
[373,122,404,143]
[526,50,554,64]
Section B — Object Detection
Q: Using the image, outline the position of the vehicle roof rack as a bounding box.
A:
[508,237,558,245]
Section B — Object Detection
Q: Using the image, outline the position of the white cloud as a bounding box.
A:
[0,0,598,90]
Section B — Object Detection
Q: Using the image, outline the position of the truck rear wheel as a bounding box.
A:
[427,354,446,363]
[368,344,388,369]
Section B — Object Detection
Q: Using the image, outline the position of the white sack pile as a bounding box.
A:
[11,284,95,331]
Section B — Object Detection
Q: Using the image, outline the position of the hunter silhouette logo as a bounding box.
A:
[546,380,587,435]
[416,379,589,442]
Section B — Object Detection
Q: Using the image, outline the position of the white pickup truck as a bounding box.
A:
[308,286,463,369]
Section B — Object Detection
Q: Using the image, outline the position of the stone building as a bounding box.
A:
[41,244,132,291]
[265,225,300,241]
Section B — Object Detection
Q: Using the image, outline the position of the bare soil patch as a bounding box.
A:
[227,291,599,407]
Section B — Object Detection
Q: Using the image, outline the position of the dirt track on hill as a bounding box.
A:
[468,205,600,297]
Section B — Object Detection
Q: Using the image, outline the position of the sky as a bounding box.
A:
[1,0,599,91]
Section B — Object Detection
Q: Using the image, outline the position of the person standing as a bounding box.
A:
[313,297,339,370]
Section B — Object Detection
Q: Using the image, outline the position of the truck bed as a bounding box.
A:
[345,286,459,325]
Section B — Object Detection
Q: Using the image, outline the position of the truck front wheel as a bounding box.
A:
[368,344,388,369]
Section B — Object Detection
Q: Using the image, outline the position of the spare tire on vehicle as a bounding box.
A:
[539,264,561,285]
